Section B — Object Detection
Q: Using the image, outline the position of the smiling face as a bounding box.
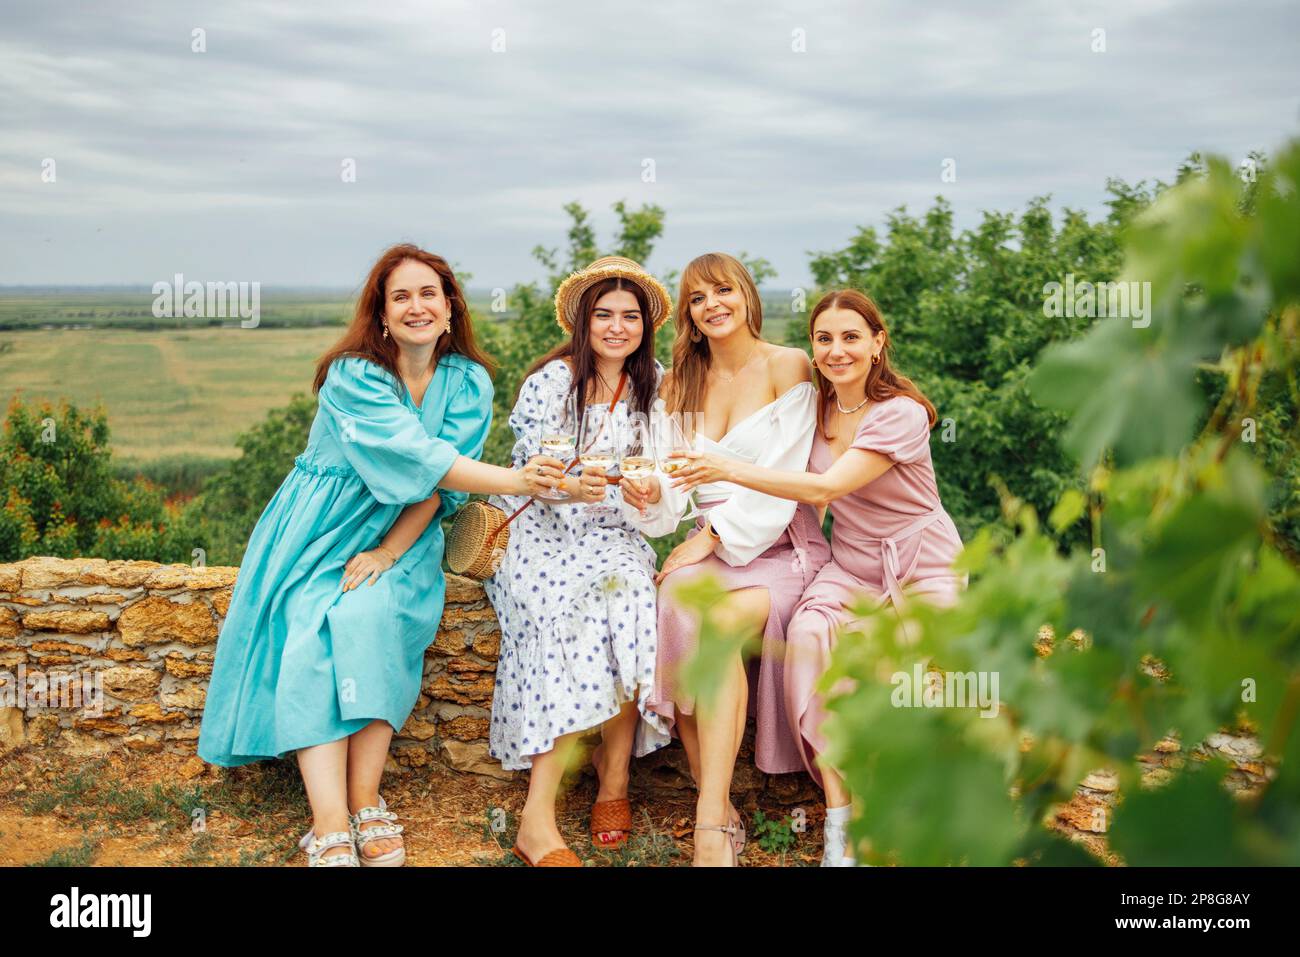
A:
[383,258,451,350]
[812,306,886,387]
[686,277,750,342]
[587,288,644,364]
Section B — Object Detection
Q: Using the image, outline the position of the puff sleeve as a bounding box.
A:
[705,382,818,566]
[852,396,932,464]
[317,357,463,506]
[505,362,565,469]
[430,358,494,522]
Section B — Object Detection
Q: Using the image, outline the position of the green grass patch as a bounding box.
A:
[21,757,309,837]
[28,835,101,867]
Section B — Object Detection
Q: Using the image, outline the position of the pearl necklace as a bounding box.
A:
[836,394,870,414]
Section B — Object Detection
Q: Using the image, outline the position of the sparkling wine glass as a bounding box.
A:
[536,389,577,501]
[659,410,694,476]
[619,415,655,481]
[619,414,656,513]
[658,409,703,519]
[579,404,618,507]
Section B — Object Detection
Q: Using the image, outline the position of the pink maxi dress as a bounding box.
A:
[628,382,831,774]
[785,394,966,785]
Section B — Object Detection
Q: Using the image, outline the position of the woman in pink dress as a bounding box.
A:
[628,252,830,867]
[671,288,965,866]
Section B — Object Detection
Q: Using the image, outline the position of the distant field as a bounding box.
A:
[0,327,342,463]
[0,289,509,330]
[0,288,800,465]
[0,287,798,333]
[0,289,499,466]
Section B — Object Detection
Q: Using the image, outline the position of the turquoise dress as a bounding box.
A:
[197,353,492,767]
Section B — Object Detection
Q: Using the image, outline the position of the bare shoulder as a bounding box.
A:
[764,344,813,392]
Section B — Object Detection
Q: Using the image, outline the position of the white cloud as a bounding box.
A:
[0,0,1296,288]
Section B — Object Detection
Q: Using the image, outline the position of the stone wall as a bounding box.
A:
[0,556,811,806]
[0,556,814,802]
[0,556,505,778]
[5,556,1263,830]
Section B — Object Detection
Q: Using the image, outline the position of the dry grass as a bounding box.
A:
[0,327,340,462]
[0,748,824,867]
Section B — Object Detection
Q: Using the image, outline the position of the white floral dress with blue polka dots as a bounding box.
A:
[484,359,671,771]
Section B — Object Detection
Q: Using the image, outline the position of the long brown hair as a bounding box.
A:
[522,277,658,425]
[810,289,936,439]
[312,243,495,394]
[663,252,764,419]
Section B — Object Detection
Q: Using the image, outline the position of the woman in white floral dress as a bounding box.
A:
[484,257,674,866]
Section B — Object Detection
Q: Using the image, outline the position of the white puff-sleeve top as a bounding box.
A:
[624,381,819,566]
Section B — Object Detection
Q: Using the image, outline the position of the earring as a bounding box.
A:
[383,325,389,340]
[872,351,880,364]
[690,326,702,343]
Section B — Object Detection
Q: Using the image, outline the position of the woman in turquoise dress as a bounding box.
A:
[197,244,561,866]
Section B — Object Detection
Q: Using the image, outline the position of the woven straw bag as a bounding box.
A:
[446,370,627,582]
[446,499,512,580]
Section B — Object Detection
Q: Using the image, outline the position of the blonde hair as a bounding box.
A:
[664,252,764,418]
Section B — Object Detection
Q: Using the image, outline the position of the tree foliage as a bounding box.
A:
[0,396,206,563]
[806,139,1300,866]
[786,185,1167,550]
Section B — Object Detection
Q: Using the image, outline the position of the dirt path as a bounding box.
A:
[0,750,825,867]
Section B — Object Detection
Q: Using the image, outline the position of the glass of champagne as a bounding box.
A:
[619,415,656,513]
[537,389,577,501]
[579,404,618,508]
[660,411,693,477]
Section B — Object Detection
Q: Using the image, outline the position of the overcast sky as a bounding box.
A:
[1,0,1297,290]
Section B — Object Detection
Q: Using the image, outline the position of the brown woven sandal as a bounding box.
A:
[512,845,582,867]
[590,798,633,849]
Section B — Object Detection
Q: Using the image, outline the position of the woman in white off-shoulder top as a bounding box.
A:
[626,252,830,867]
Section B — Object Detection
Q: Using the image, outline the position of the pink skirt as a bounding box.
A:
[647,502,830,774]
[785,557,965,786]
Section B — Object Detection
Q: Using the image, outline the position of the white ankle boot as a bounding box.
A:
[820,806,856,867]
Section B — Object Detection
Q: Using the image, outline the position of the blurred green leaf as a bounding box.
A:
[1108,762,1255,866]
[1135,456,1266,625]
[1030,319,1207,468]
[1049,488,1087,533]
[670,573,761,707]
[1256,140,1300,304]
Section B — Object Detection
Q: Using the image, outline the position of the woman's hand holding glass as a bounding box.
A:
[618,472,660,512]
[521,455,569,496]
[668,449,736,494]
[617,413,659,515]
[536,389,579,501]
[578,405,618,510]
[578,464,610,504]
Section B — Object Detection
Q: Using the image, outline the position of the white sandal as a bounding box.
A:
[350,796,405,868]
[298,829,359,867]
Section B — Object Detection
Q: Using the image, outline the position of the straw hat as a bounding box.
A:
[553,256,673,334]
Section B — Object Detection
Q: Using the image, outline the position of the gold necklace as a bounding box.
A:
[711,343,760,382]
